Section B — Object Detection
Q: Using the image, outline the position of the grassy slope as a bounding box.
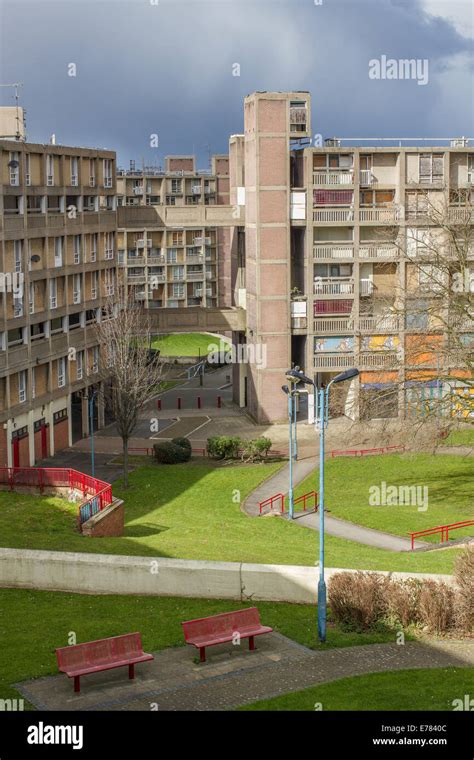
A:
[0,462,463,573]
[0,589,405,705]
[151,332,230,357]
[240,668,474,711]
[294,453,474,542]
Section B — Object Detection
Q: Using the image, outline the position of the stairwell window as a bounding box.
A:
[73,235,82,264]
[54,237,63,267]
[18,370,27,403]
[71,156,79,186]
[50,278,58,309]
[76,350,84,380]
[14,240,22,273]
[419,153,444,184]
[9,152,20,186]
[57,357,66,388]
[46,155,54,186]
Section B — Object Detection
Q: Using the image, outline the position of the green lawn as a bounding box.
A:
[0,461,465,573]
[151,332,230,357]
[0,588,405,706]
[294,453,474,544]
[240,667,474,711]
[441,427,474,447]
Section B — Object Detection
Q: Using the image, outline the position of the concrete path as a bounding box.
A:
[16,636,474,712]
[242,455,425,551]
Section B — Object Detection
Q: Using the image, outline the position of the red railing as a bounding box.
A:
[0,467,113,526]
[294,491,319,513]
[409,520,474,550]
[330,445,405,458]
[259,492,285,515]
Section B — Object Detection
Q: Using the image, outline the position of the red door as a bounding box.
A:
[41,425,48,459]
[12,438,20,467]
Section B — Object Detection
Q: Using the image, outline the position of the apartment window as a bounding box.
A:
[166,195,176,205]
[90,233,97,262]
[86,309,97,324]
[50,278,57,309]
[406,191,428,218]
[8,328,23,347]
[171,232,183,245]
[69,312,81,330]
[172,283,185,298]
[57,357,66,388]
[167,248,178,263]
[30,322,45,341]
[13,295,23,318]
[419,153,444,184]
[31,367,36,400]
[76,350,84,380]
[14,240,22,272]
[103,159,113,188]
[46,155,54,185]
[54,237,63,267]
[53,409,67,424]
[105,232,114,259]
[91,346,99,374]
[171,266,184,280]
[9,152,20,186]
[50,317,63,334]
[104,268,115,296]
[90,159,96,187]
[29,282,35,314]
[171,179,182,194]
[25,153,31,186]
[73,235,82,264]
[73,274,82,304]
[90,270,98,300]
[450,189,474,206]
[18,370,27,403]
[360,190,394,207]
[71,156,79,186]
[27,195,42,214]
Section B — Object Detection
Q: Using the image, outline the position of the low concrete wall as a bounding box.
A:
[0,548,455,604]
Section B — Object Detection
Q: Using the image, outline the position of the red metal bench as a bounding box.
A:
[181,608,272,663]
[56,633,154,693]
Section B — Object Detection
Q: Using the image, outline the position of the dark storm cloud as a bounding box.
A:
[0,0,472,166]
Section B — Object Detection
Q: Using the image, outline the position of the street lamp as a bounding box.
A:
[281,383,297,518]
[286,367,359,643]
[88,388,98,478]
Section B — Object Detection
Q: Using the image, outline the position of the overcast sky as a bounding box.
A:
[0,0,472,169]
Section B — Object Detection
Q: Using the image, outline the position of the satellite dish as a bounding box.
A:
[30,255,41,263]
[8,159,19,168]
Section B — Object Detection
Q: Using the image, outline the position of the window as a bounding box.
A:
[172,232,183,245]
[30,322,45,341]
[57,357,66,388]
[76,350,84,380]
[9,152,19,186]
[103,159,113,188]
[105,232,114,259]
[167,248,178,263]
[50,317,63,334]
[171,179,182,194]
[313,190,353,206]
[69,311,81,330]
[53,409,68,424]
[8,327,23,347]
[50,278,57,309]
[406,191,428,218]
[419,153,444,184]
[90,270,98,300]
[54,237,63,267]
[360,190,394,207]
[73,235,82,264]
[29,282,35,314]
[25,154,31,186]
[166,196,176,205]
[90,159,96,187]
[31,367,36,400]
[71,156,78,186]
[172,283,185,298]
[14,240,22,273]
[172,266,184,280]
[73,274,81,304]
[91,346,99,374]
[13,294,23,318]
[104,268,115,296]
[18,370,27,402]
[90,233,98,262]
[46,155,54,185]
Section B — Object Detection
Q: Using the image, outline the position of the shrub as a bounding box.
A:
[418,580,455,634]
[171,437,192,459]
[207,436,242,460]
[328,571,388,631]
[153,441,190,464]
[453,545,474,633]
[384,578,422,628]
[241,437,272,462]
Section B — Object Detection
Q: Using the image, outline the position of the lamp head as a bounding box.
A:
[281,385,289,395]
[332,368,359,384]
[285,369,314,387]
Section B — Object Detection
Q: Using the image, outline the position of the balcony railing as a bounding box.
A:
[187,272,204,281]
[127,256,145,266]
[313,244,354,260]
[359,244,398,260]
[313,318,353,333]
[359,170,375,186]
[313,171,353,186]
[128,274,146,283]
[358,316,399,332]
[314,353,356,369]
[360,279,374,296]
[291,317,307,329]
[313,208,354,222]
[314,277,354,295]
[359,207,400,222]
[359,352,399,368]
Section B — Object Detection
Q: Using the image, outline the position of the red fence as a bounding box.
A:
[330,445,406,458]
[0,467,113,527]
[259,491,318,515]
[409,520,474,550]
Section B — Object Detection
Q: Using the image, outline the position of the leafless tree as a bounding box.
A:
[95,292,163,487]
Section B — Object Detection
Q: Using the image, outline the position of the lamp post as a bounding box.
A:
[281,384,296,518]
[285,367,359,642]
[88,388,98,478]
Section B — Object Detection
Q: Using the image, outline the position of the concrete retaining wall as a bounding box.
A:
[0,548,455,604]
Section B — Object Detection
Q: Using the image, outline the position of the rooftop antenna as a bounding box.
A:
[0,82,24,140]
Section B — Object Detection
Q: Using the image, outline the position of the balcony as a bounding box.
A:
[128,256,145,266]
[447,207,474,224]
[358,316,399,332]
[187,272,204,281]
[359,170,375,186]
[359,352,399,369]
[314,277,354,296]
[313,171,353,186]
[313,244,354,260]
[359,244,398,260]
[148,254,166,265]
[313,317,353,333]
[359,207,400,223]
[314,353,356,370]
[313,208,354,222]
[128,274,146,284]
[360,279,374,296]
[314,299,353,316]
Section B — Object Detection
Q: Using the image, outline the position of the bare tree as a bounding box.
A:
[96,293,163,487]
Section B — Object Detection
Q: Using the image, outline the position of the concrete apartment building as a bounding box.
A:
[0,137,118,466]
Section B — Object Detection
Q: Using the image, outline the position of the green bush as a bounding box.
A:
[153,441,190,464]
[207,436,242,460]
[171,437,192,459]
[241,436,272,462]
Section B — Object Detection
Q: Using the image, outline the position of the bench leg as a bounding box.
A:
[249,636,255,652]
[199,647,206,663]
[74,676,80,693]
[128,664,135,680]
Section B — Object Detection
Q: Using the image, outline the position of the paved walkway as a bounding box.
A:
[16,636,474,711]
[242,455,425,551]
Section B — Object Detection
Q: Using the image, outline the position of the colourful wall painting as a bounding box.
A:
[361,335,400,352]
[314,336,354,353]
